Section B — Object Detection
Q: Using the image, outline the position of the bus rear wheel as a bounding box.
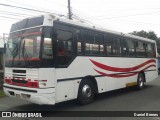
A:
[77,79,95,105]
[137,73,145,90]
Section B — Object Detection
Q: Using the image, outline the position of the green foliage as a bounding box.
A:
[131,30,158,40]
[130,30,160,54]
[0,90,5,97]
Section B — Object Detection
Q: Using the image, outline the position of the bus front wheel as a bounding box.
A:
[77,79,95,105]
[137,73,145,90]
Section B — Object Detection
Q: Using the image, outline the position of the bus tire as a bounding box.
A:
[77,79,95,105]
[137,73,145,90]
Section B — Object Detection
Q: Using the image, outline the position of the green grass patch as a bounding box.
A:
[0,90,5,97]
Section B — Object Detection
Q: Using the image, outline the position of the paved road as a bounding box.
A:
[0,76,160,119]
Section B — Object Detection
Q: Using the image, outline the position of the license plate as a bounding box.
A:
[15,94,21,98]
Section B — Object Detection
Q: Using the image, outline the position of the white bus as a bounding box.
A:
[3,14,158,105]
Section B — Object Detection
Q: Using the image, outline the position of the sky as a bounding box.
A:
[1,0,160,38]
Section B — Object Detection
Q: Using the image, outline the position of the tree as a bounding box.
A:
[130,30,160,54]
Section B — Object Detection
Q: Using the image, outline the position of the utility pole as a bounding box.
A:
[68,0,72,19]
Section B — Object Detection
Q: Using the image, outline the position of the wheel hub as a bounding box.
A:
[139,76,144,87]
[82,84,91,98]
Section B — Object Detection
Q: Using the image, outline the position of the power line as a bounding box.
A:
[72,9,94,20]
[92,10,160,20]
[0,12,29,18]
[4,0,66,16]
[0,10,33,17]
[0,3,68,18]
[104,19,160,26]
[44,0,67,7]
[0,15,21,20]
[0,3,56,14]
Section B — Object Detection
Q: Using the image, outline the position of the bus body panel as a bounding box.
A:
[54,57,157,103]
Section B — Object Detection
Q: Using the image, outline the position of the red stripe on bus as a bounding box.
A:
[90,59,156,72]
[94,64,156,78]
[10,32,42,38]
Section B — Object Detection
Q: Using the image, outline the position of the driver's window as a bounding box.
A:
[56,30,73,66]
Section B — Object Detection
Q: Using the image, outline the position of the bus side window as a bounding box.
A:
[77,42,82,55]
[146,43,156,58]
[121,39,135,57]
[76,30,82,55]
[106,36,121,56]
[106,39,112,55]
[121,39,129,56]
[95,34,104,56]
[128,40,136,57]
[136,41,146,57]
[84,31,94,55]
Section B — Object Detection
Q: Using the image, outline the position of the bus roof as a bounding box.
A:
[43,14,156,43]
[11,14,156,43]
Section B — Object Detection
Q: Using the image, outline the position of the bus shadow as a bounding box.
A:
[5,85,154,112]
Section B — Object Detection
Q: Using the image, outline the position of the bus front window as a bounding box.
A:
[5,30,42,67]
[20,35,41,59]
[7,37,20,59]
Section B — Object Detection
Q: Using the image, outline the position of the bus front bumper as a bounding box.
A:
[3,84,55,105]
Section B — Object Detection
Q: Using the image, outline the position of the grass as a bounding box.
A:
[0,90,5,97]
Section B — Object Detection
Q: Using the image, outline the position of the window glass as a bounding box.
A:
[20,35,41,59]
[146,43,156,58]
[56,30,73,66]
[100,45,104,54]
[136,41,146,57]
[77,30,82,55]
[85,43,93,55]
[84,31,94,55]
[77,42,82,54]
[121,39,135,57]
[84,32,104,56]
[92,44,99,54]
[43,38,53,59]
[106,35,121,56]
[95,34,104,55]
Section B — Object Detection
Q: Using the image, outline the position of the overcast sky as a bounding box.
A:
[1,0,160,37]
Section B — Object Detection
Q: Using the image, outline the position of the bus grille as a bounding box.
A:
[12,69,26,79]
[5,68,39,88]
[12,79,27,84]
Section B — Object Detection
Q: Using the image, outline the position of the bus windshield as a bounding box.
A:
[5,29,42,68]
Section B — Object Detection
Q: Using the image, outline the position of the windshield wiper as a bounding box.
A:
[7,42,19,58]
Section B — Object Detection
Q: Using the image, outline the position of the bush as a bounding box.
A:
[0,90,5,97]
